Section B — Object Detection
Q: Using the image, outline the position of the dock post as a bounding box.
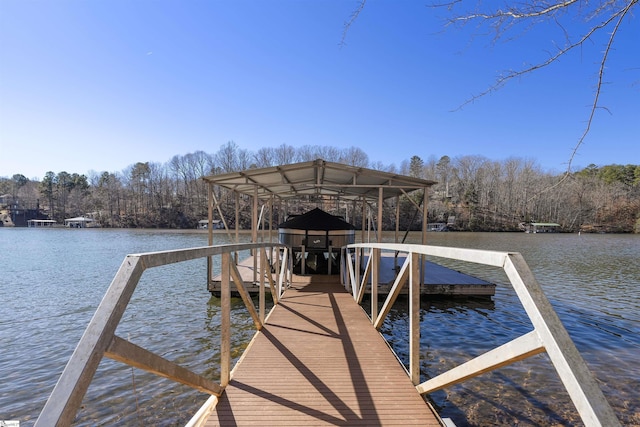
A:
[220,252,231,387]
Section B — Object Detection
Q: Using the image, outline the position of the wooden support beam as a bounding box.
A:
[105,335,223,396]
[374,256,410,330]
[278,248,289,298]
[356,253,372,304]
[371,247,379,322]
[266,249,279,305]
[416,331,544,394]
[230,260,262,330]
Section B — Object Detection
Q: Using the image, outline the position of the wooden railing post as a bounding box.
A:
[259,247,266,323]
[220,252,231,388]
[355,248,360,294]
[409,251,420,385]
[371,247,379,323]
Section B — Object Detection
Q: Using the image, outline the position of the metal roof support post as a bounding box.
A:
[284,199,288,223]
[394,195,400,273]
[207,182,214,286]
[377,187,383,244]
[421,188,428,246]
[361,196,366,244]
[351,199,357,235]
[361,197,366,273]
[421,187,428,286]
[268,195,274,243]
[234,191,239,263]
[395,195,400,244]
[208,182,214,246]
[252,187,258,245]
[253,187,258,284]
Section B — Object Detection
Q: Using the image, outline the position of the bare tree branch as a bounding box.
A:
[342,0,638,180]
[454,0,580,20]
[439,0,637,176]
[567,0,634,172]
[451,3,630,111]
[341,0,367,47]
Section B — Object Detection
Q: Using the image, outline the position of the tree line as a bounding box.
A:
[1,142,638,232]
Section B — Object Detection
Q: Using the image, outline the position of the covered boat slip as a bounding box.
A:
[201,158,437,256]
[202,159,490,296]
[198,278,442,426]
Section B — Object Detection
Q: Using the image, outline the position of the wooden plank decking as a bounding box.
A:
[202,277,442,426]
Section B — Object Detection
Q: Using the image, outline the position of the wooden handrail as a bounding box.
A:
[35,242,291,427]
[343,242,621,427]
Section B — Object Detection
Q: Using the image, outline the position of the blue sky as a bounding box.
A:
[1,1,638,180]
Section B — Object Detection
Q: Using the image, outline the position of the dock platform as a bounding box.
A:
[209,253,495,297]
[201,277,442,426]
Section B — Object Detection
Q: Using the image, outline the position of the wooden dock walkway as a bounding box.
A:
[202,276,442,426]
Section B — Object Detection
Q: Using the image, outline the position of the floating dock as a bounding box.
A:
[199,276,442,426]
[209,252,495,297]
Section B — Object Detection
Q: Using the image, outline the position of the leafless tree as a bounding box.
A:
[340,147,369,167]
[216,141,241,173]
[274,143,297,165]
[254,147,276,167]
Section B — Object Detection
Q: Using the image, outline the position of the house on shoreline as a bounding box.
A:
[525,222,561,233]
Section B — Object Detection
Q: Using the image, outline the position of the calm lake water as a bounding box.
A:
[1,229,638,426]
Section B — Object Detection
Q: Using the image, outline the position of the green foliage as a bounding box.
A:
[409,155,424,178]
[577,164,640,187]
[0,177,10,195]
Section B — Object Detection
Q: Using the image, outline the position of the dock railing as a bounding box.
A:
[342,243,621,427]
[35,242,292,427]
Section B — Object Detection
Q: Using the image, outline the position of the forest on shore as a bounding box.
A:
[1,142,639,233]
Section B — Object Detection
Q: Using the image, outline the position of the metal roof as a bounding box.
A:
[202,159,436,201]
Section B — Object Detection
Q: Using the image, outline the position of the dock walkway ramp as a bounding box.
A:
[201,277,441,426]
